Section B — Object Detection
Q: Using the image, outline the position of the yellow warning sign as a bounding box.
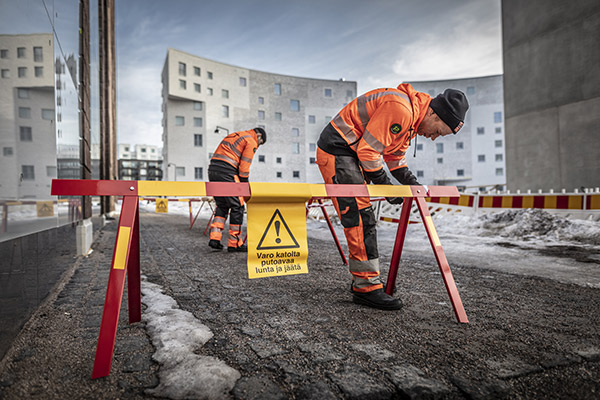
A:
[36,201,55,217]
[156,199,168,213]
[247,203,308,279]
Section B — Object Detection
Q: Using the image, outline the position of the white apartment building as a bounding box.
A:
[161,48,356,183]
[406,75,505,192]
[118,143,162,161]
[0,34,56,199]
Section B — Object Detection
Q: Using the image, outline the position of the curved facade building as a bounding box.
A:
[161,48,357,183]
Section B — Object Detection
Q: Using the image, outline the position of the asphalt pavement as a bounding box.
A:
[0,212,599,399]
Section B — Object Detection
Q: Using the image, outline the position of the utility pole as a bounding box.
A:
[99,0,117,215]
[79,0,91,219]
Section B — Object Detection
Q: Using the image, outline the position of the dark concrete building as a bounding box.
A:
[502,0,600,192]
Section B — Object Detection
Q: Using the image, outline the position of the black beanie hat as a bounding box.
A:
[254,127,266,144]
[430,89,469,134]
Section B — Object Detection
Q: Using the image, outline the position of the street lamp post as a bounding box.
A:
[168,163,177,181]
[214,126,229,135]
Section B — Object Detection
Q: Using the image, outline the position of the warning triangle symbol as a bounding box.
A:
[256,209,300,250]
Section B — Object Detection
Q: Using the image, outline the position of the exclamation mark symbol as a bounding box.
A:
[275,220,281,243]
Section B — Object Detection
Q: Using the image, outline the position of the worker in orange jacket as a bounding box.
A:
[208,127,266,252]
[316,84,469,310]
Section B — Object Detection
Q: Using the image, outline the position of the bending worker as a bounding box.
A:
[208,127,266,252]
[316,84,468,310]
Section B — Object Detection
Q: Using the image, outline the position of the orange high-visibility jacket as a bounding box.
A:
[210,129,259,179]
[330,83,431,174]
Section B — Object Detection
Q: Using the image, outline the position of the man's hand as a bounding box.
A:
[386,197,404,205]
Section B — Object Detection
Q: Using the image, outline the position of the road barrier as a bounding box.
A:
[51,179,468,379]
[426,192,600,211]
[1,198,81,233]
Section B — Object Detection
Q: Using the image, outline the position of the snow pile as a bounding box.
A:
[141,277,240,400]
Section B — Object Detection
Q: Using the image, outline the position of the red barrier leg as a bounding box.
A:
[127,200,141,323]
[415,197,468,323]
[385,197,413,295]
[318,199,347,265]
[91,195,139,379]
[190,200,205,230]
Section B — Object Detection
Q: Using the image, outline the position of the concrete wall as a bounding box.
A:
[502,0,600,191]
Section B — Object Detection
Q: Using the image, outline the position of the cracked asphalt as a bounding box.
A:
[0,212,599,399]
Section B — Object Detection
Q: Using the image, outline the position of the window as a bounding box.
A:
[309,143,316,152]
[275,112,282,121]
[22,165,34,180]
[140,148,146,153]
[436,143,443,153]
[290,99,300,111]
[437,157,443,164]
[18,67,26,78]
[222,89,229,98]
[276,157,282,164]
[417,170,424,178]
[194,66,200,76]
[494,112,503,123]
[291,128,299,137]
[478,154,486,162]
[308,115,316,124]
[1,69,9,78]
[194,83,201,93]
[175,116,184,126]
[258,97,264,104]
[207,88,213,95]
[457,169,464,177]
[324,88,332,97]
[416,144,423,151]
[467,86,475,95]
[17,47,25,58]
[41,109,54,120]
[193,117,203,127]
[33,46,43,62]
[258,155,265,162]
[495,140,503,148]
[456,142,464,150]
[20,127,32,141]
[179,80,186,89]
[3,147,13,156]
[0,49,7,58]
[346,90,353,98]
[176,167,185,177]
[292,143,300,154]
[495,154,503,162]
[35,66,43,77]
[495,127,502,134]
[178,62,186,76]
[293,171,300,178]
[222,105,229,118]
[477,127,485,135]
[207,71,213,79]
[194,167,203,180]
[258,110,265,120]
[274,83,281,95]
[18,88,29,98]
[19,107,31,119]
[276,172,282,178]
[496,168,504,176]
[239,77,247,87]
[193,101,202,110]
[309,157,316,164]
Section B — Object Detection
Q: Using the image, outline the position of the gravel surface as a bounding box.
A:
[0,212,599,399]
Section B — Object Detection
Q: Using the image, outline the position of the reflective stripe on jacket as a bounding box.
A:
[210,129,259,179]
[330,83,431,173]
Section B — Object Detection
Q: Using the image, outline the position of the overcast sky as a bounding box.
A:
[1,0,502,147]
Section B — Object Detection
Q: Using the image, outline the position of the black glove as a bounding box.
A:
[391,167,419,185]
[238,176,249,183]
[364,168,391,185]
[386,197,404,205]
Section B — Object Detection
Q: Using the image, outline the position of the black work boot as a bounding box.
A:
[228,243,247,253]
[352,288,403,310]
[208,239,224,250]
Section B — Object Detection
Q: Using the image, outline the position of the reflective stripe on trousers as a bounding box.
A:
[315,147,382,292]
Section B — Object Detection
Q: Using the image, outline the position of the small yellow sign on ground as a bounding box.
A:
[155,199,168,213]
[247,203,308,279]
[36,201,55,217]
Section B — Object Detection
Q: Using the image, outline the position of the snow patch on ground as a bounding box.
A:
[141,277,241,400]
